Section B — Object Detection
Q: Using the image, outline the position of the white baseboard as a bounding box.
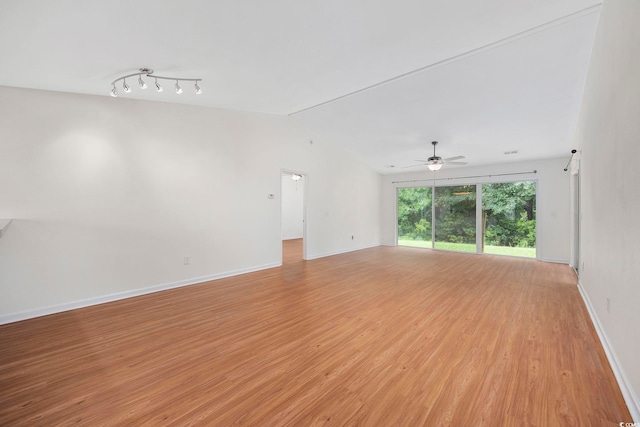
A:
[540,257,570,264]
[306,243,380,260]
[577,282,640,422]
[0,262,281,325]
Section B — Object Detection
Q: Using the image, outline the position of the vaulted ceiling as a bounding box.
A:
[0,0,600,173]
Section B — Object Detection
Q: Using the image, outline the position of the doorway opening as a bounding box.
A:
[281,170,307,264]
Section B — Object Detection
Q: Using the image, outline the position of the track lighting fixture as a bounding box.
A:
[109,68,202,98]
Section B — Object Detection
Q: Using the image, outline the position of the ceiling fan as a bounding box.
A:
[404,141,467,171]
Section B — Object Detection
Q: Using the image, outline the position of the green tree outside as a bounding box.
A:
[397,187,432,241]
[483,181,536,250]
[434,185,476,249]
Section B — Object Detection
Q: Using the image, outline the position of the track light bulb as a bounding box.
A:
[175,80,183,94]
[138,75,147,89]
[123,79,131,93]
[194,82,202,94]
[110,85,118,97]
[155,78,163,92]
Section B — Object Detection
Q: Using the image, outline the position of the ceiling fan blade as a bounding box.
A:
[413,159,428,162]
[447,161,468,165]
[401,164,427,169]
[443,155,465,162]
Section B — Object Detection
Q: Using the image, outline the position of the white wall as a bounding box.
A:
[381,157,571,263]
[281,174,304,240]
[573,0,640,419]
[0,86,382,322]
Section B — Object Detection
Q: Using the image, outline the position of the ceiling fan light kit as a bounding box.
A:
[427,141,444,170]
[427,160,443,171]
[110,68,202,98]
[403,141,467,170]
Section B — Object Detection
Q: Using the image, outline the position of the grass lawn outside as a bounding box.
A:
[397,239,536,258]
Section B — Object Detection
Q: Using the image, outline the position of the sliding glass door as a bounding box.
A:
[434,185,477,253]
[397,187,432,248]
[482,181,536,258]
[397,180,537,258]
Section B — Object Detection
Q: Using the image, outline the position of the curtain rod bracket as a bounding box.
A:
[564,150,577,171]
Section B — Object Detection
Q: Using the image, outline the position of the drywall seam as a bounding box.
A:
[578,282,640,422]
[0,219,11,238]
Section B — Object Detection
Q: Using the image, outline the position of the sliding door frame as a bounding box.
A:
[396,178,539,259]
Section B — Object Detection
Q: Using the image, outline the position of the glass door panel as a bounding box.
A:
[482,181,536,258]
[434,185,477,252]
[397,187,432,248]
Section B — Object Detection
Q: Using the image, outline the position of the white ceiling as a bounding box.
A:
[0,0,601,174]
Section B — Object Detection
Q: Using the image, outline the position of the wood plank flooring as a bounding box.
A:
[0,243,632,425]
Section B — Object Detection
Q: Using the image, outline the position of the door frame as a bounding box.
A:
[396,179,538,259]
[281,169,308,260]
[570,171,580,273]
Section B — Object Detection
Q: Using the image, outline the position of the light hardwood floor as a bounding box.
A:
[0,243,632,425]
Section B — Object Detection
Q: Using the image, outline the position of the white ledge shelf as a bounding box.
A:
[0,219,12,238]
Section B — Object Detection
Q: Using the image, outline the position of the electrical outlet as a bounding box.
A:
[184,256,191,265]
[606,297,611,313]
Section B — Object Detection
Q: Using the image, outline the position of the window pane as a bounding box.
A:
[397,187,432,249]
[482,181,536,258]
[434,185,476,253]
